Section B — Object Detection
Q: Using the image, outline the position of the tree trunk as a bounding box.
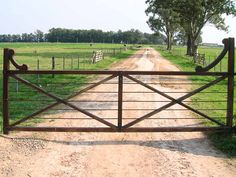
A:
[192,43,198,56]
[186,34,192,56]
[186,34,198,57]
[166,32,172,51]
[191,36,198,57]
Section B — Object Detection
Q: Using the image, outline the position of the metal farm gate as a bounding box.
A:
[2,38,235,134]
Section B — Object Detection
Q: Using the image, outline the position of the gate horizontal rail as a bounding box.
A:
[8,126,232,132]
[2,38,235,134]
[7,70,228,76]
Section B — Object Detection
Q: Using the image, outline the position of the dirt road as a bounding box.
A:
[0,48,236,177]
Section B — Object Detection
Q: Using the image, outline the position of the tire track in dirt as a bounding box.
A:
[0,48,235,177]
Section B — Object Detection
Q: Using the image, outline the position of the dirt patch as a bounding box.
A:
[0,48,235,177]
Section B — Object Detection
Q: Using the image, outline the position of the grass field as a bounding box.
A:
[155,45,236,156]
[0,42,136,132]
[0,43,132,69]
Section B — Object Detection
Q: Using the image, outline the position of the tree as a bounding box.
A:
[173,0,236,55]
[34,30,44,42]
[0,28,165,44]
[146,0,181,50]
[174,30,187,45]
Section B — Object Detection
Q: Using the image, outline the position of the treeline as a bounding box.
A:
[0,28,165,44]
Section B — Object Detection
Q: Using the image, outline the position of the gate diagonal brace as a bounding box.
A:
[10,74,117,127]
[123,75,226,129]
[10,74,117,129]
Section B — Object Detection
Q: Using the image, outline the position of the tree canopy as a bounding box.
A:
[146,0,236,55]
[146,0,180,50]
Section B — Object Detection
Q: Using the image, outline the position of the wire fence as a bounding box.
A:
[30,47,134,70]
[12,46,136,92]
[157,46,226,72]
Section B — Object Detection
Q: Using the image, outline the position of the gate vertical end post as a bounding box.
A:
[118,72,123,132]
[3,48,10,134]
[226,38,235,128]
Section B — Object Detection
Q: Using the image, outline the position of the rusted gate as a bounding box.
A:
[2,38,235,134]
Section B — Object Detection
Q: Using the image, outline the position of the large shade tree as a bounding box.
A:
[146,0,236,55]
[146,0,180,50]
[174,0,236,56]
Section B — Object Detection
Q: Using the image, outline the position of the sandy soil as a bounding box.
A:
[0,48,236,177]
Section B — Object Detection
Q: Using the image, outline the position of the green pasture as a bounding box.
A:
[0,43,131,70]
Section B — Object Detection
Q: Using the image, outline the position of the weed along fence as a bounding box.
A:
[2,38,235,134]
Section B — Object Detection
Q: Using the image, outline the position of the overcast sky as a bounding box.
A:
[0,0,235,44]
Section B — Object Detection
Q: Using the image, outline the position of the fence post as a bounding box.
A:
[52,56,55,78]
[113,49,115,56]
[92,51,95,64]
[3,48,10,134]
[118,72,123,132]
[71,57,73,69]
[63,57,65,70]
[226,38,235,128]
[78,56,80,69]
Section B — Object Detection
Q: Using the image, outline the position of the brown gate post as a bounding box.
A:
[3,48,10,134]
[118,72,123,131]
[226,38,235,128]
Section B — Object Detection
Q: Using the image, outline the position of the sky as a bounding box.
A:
[0,0,235,44]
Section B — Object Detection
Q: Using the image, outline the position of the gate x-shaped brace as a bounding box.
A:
[10,74,226,129]
[10,74,118,129]
[123,75,226,128]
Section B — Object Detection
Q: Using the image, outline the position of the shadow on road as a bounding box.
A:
[0,134,225,158]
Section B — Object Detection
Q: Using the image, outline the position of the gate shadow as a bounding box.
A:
[1,135,225,158]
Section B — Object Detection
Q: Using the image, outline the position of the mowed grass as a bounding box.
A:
[155,45,236,156]
[0,42,136,132]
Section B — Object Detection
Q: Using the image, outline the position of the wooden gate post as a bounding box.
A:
[118,72,123,131]
[3,48,10,134]
[226,38,235,128]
